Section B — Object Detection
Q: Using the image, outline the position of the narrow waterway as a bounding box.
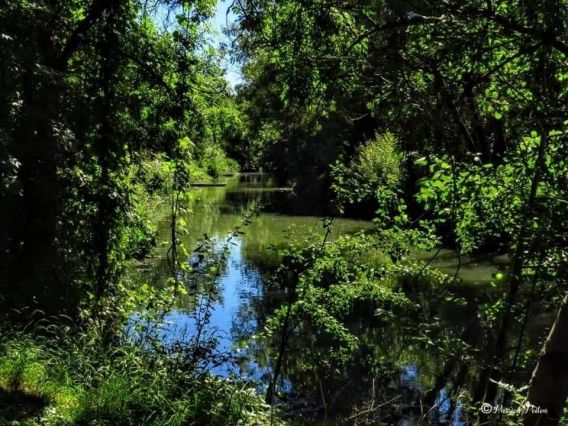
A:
[130,173,506,424]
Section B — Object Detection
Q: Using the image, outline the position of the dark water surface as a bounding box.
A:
[130,174,505,425]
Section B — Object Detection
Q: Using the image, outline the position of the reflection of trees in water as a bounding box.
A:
[128,175,537,423]
[226,248,276,379]
[231,270,488,424]
[137,186,435,418]
[233,267,518,424]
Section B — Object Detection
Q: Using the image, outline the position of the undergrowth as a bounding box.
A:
[0,325,283,425]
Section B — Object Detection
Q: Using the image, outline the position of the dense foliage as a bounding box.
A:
[0,0,567,424]
[229,0,568,424]
[0,1,255,424]
[0,0,240,314]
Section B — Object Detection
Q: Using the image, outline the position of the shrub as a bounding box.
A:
[0,326,285,425]
[199,145,239,178]
[331,132,404,213]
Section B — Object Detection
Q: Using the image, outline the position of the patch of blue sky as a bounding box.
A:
[210,0,242,88]
[148,0,242,88]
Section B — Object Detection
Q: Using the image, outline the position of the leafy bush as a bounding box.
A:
[331,132,404,214]
[262,232,420,376]
[199,145,239,179]
[414,131,562,253]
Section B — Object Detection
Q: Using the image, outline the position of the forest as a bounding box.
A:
[0,0,567,425]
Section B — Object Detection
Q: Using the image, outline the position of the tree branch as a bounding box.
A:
[457,6,568,57]
[345,14,446,55]
[56,0,114,70]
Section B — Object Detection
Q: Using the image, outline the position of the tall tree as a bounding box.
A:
[525,292,568,426]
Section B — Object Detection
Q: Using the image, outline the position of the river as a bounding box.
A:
[130,173,507,425]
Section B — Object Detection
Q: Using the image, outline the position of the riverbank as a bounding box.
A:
[124,173,511,424]
[0,325,285,425]
[0,172,546,425]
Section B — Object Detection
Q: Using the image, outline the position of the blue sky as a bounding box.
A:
[210,0,242,87]
[152,1,242,87]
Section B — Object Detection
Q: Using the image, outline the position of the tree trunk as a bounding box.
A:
[524,292,568,426]
[1,1,115,313]
[9,52,61,310]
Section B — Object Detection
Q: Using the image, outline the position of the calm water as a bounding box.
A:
[131,174,504,424]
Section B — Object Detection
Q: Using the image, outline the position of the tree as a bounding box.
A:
[0,0,232,315]
[525,292,568,426]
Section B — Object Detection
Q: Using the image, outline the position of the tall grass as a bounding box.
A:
[0,323,283,425]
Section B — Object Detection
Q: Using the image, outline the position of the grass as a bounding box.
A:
[0,326,284,425]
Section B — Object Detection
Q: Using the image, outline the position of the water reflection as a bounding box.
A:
[131,174,500,424]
